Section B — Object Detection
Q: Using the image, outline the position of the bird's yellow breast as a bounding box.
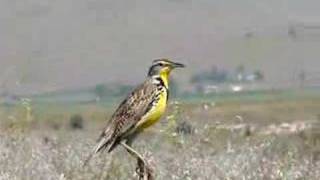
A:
[137,90,167,130]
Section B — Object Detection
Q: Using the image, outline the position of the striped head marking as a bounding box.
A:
[148,58,185,77]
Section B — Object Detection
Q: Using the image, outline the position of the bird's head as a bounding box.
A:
[148,58,185,77]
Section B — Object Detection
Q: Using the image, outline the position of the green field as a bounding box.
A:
[1,90,320,179]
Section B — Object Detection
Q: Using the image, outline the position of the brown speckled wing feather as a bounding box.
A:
[94,78,157,153]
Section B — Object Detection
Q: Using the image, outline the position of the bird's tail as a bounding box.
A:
[83,133,113,167]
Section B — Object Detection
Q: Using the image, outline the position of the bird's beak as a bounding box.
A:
[172,62,185,68]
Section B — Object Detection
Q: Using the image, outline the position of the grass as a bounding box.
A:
[1,91,320,179]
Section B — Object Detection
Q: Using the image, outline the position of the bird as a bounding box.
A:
[84,58,185,167]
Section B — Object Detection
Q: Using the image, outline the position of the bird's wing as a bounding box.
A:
[109,79,157,138]
[83,79,157,166]
[99,79,157,151]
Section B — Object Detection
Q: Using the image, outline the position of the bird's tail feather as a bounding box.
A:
[83,135,113,167]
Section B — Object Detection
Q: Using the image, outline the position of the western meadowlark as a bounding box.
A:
[84,59,185,170]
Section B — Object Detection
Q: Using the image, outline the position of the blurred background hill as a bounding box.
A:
[1,0,320,97]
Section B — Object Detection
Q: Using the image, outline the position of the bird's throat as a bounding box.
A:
[159,71,170,89]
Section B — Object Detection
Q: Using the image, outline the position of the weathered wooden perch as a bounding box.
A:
[120,142,155,180]
[136,158,154,180]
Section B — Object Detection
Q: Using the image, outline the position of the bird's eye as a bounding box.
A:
[159,63,164,66]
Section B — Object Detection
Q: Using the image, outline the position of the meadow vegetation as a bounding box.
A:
[0,91,320,179]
